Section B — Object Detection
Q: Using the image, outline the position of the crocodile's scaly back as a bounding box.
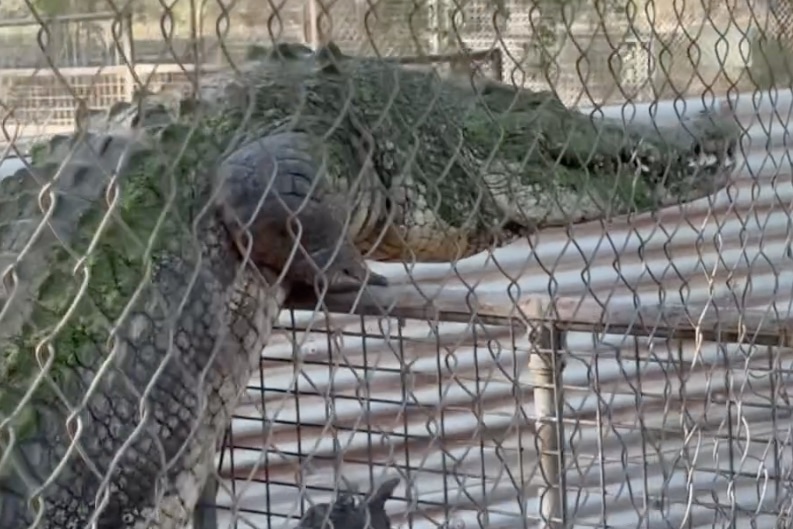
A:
[0,42,740,528]
[70,44,739,264]
[0,65,383,525]
[165,44,740,262]
[0,118,271,528]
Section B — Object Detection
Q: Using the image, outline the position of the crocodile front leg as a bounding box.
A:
[0,128,283,528]
[7,229,280,529]
[0,127,380,527]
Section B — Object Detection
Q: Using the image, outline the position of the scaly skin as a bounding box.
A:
[0,114,383,525]
[0,42,739,528]
[113,42,739,262]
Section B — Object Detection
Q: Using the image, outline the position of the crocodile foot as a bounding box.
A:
[215,131,388,293]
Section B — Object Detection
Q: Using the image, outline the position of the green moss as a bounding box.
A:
[462,103,653,213]
[0,47,741,436]
[0,121,227,437]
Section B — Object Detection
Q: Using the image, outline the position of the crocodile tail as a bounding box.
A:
[0,118,280,528]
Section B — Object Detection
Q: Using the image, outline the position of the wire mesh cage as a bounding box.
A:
[0,0,790,529]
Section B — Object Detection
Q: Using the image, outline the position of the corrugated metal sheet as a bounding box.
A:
[216,89,793,529]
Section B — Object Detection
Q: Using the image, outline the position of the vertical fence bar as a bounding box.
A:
[491,48,504,81]
[305,0,319,49]
[122,10,136,102]
[524,300,566,529]
[193,473,219,529]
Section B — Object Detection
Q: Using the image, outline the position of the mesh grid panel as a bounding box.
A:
[0,1,789,529]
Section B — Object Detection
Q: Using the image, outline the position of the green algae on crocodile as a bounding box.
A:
[0,122,384,527]
[0,125,220,430]
[185,43,740,261]
[88,42,738,262]
[0,128,234,529]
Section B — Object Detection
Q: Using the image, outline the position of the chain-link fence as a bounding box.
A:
[0,0,791,529]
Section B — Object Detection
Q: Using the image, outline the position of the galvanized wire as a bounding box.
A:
[0,1,788,529]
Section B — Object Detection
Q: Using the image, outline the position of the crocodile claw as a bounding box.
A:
[216,132,387,293]
[326,268,389,292]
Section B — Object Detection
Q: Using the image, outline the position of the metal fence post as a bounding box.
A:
[124,11,136,100]
[524,300,566,529]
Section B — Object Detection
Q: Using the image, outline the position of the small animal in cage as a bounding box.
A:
[297,476,401,529]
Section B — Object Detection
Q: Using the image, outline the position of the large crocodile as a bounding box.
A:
[194,42,740,261]
[99,42,739,262]
[0,42,738,528]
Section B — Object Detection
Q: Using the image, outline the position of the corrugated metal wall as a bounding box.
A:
[214,89,793,529]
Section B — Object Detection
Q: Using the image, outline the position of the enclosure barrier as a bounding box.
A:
[0,2,791,529]
[269,282,793,529]
[270,278,793,527]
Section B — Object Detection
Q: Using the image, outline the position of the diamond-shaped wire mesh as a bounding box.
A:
[0,0,789,528]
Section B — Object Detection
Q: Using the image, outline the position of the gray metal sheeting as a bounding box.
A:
[217,89,793,528]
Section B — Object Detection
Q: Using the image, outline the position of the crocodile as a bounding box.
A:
[0,112,385,527]
[111,41,738,262]
[0,42,739,528]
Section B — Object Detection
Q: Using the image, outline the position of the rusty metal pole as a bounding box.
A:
[305,0,319,49]
[523,299,566,529]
